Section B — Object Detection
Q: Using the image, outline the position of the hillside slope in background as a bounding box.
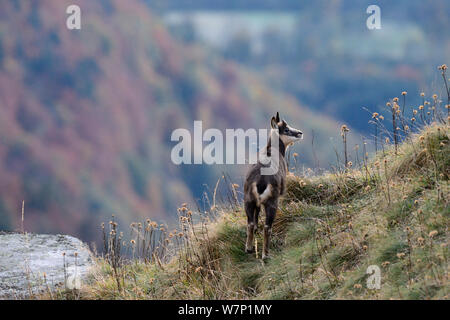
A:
[0,0,347,244]
[159,0,450,133]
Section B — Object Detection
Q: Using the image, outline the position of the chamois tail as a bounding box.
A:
[251,182,273,207]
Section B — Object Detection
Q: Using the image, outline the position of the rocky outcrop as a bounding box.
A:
[0,232,94,299]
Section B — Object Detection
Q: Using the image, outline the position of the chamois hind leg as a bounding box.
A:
[262,201,277,260]
[245,201,258,253]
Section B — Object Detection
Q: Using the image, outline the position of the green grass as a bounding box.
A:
[72,123,449,300]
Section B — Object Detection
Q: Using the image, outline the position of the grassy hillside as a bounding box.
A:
[72,121,448,300]
[0,0,347,243]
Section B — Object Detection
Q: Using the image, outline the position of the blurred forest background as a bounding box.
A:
[0,0,448,247]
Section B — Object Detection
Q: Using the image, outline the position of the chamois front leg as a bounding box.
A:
[262,201,277,260]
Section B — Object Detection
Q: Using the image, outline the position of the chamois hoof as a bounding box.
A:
[262,254,270,261]
[245,247,255,254]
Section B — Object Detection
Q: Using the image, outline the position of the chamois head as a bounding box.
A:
[270,112,303,147]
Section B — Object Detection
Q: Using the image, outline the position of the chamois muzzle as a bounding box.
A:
[291,129,303,140]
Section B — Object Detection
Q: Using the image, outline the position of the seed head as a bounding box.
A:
[428,230,438,238]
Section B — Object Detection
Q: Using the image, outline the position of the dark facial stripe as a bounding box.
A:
[279,121,302,137]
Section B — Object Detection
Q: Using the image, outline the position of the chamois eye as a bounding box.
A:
[284,128,289,133]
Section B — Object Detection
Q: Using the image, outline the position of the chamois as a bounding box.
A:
[243,112,303,259]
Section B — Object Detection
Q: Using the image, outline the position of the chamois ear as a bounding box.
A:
[271,116,278,129]
[275,112,280,123]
